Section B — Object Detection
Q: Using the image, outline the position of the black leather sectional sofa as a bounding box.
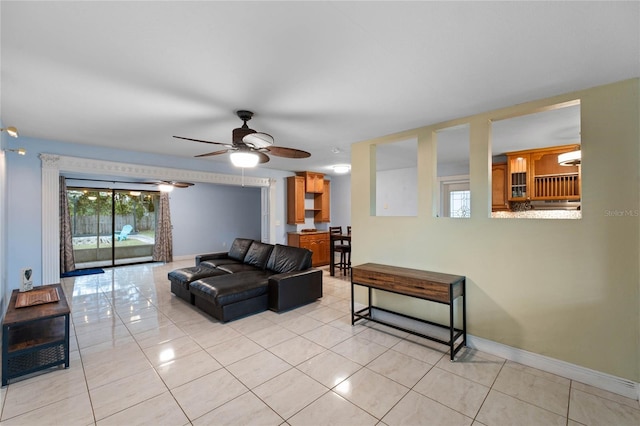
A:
[168,238,323,322]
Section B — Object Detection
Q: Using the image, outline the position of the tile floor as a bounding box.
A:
[1,261,638,425]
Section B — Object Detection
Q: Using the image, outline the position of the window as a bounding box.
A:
[440,179,470,218]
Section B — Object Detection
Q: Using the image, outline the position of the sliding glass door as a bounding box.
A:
[68,187,159,268]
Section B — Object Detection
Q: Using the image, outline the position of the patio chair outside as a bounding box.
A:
[117,224,133,241]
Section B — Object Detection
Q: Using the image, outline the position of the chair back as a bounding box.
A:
[329,226,342,235]
[347,226,351,235]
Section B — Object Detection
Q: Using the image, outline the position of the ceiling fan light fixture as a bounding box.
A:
[242,132,274,149]
[558,150,581,166]
[1,126,19,138]
[333,164,351,174]
[230,151,260,168]
[158,183,174,192]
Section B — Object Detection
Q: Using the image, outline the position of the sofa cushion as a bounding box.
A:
[266,244,313,274]
[168,265,227,288]
[227,238,254,261]
[200,258,243,269]
[242,241,274,269]
[190,271,270,306]
[217,263,263,274]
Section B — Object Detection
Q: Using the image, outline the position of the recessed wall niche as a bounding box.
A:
[435,124,471,218]
[374,138,418,216]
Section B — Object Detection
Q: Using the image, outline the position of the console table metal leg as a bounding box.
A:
[449,290,455,361]
[350,281,355,325]
[462,279,467,347]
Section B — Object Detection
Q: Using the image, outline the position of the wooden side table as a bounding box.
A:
[2,283,70,386]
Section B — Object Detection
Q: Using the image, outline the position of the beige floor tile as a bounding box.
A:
[172,369,248,420]
[304,306,345,323]
[366,348,433,388]
[477,390,566,426]
[569,388,640,426]
[2,367,88,420]
[297,350,362,388]
[357,325,406,348]
[414,367,490,418]
[226,350,292,388]
[435,347,505,387]
[83,348,153,390]
[156,349,222,389]
[7,263,633,426]
[0,388,94,426]
[269,335,327,366]
[334,368,409,419]
[301,323,353,348]
[188,322,242,349]
[279,314,325,334]
[193,391,283,426]
[142,334,201,366]
[288,391,378,426]
[382,390,473,426]
[253,368,329,419]
[134,322,187,348]
[229,315,277,335]
[97,391,189,426]
[246,323,297,348]
[89,368,167,420]
[390,337,447,365]
[331,336,389,365]
[205,335,264,366]
[572,380,640,410]
[493,363,570,416]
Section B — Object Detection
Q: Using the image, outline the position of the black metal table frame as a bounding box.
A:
[351,280,466,361]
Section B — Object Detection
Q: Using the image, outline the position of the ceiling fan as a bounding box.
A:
[173,110,311,168]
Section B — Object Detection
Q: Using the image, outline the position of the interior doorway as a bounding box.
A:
[67,187,159,268]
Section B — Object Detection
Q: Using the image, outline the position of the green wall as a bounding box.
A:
[351,79,639,382]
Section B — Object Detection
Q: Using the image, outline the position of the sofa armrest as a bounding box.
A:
[196,252,229,265]
[268,268,323,312]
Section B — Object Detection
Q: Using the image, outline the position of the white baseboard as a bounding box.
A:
[467,335,639,401]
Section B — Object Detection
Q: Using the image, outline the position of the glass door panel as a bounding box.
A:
[68,187,158,268]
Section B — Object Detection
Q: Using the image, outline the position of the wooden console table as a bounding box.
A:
[351,263,466,361]
[2,283,70,386]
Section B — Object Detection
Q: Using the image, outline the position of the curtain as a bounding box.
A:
[59,176,75,273]
[152,192,173,262]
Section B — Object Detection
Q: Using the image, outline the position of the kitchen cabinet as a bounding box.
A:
[299,171,325,193]
[506,144,580,202]
[287,173,331,224]
[286,176,305,224]
[314,180,331,222]
[491,163,509,211]
[288,232,329,266]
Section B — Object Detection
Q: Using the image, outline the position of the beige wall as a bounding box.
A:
[351,78,639,381]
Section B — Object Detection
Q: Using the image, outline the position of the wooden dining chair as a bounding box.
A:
[330,226,351,275]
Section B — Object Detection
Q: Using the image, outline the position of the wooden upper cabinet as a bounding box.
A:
[506,144,580,202]
[299,172,324,193]
[529,145,580,200]
[491,163,509,211]
[286,176,305,224]
[314,180,331,222]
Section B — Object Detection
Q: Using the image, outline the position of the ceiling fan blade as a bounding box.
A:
[170,181,195,188]
[173,135,232,147]
[267,146,311,158]
[195,149,232,158]
[256,152,270,164]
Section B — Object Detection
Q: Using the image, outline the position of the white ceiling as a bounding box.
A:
[1,1,638,175]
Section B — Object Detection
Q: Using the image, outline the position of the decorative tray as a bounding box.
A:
[15,287,60,308]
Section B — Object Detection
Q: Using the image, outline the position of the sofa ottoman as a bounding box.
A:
[190,271,271,322]
[168,265,227,303]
